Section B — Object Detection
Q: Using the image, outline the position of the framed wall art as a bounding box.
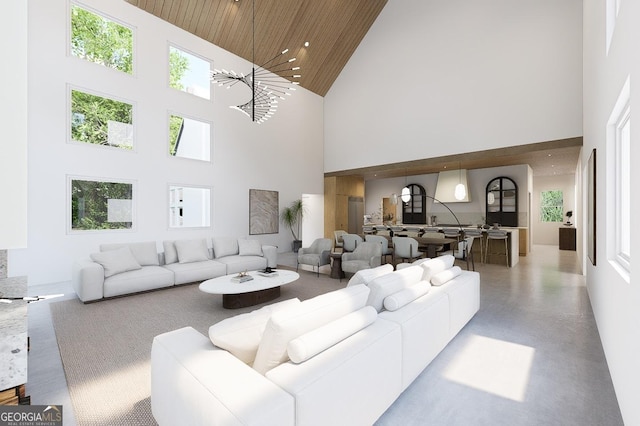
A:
[249,189,279,235]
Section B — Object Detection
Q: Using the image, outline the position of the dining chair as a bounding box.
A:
[463,228,484,263]
[454,236,476,271]
[341,234,363,252]
[392,236,424,264]
[421,232,448,256]
[365,234,393,264]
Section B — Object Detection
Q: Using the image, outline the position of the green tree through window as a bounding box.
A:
[540,190,564,222]
[71,6,133,74]
[71,180,133,230]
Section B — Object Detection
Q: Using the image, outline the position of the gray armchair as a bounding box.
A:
[365,234,393,264]
[297,238,333,277]
[341,234,363,252]
[341,242,382,276]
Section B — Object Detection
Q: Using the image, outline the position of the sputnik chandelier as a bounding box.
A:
[210,0,301,124]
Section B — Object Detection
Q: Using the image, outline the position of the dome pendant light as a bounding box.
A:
[454,163,467,201]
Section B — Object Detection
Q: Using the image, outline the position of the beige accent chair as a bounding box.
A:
[392,236,424,264]
[341,242,382,276]
[297,238,333,277]
[333,230,347,252]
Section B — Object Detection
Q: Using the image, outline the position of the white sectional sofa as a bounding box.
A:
[72,238,277,302]
[150,255,480,426]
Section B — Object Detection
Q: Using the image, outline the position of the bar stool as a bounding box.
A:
[463,228,484,263]
[484,229,509,266]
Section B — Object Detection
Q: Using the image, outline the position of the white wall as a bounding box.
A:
[324,0,583,172]
[365,164,530,227]
[531,174,576,245]
[11,0,324,285]
[0,1,28,250]
[583,0,640,424]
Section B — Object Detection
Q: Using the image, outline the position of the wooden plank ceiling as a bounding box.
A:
[125,0,388,96]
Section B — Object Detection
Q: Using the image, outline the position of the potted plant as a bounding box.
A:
[280,199,304,252]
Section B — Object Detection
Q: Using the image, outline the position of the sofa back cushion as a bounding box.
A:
[174,239,210,263]
[252,284,370,375]
[346,264,394,287]
[209,298,301,364]
[100,242,159,266]
[212,237,239,259]
[419,255,455,282]
[238,239,263,256]
[162,241,178,265]
[91,246,142,277]
[366,266,424,312]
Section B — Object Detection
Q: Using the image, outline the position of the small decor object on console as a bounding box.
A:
[258,267,278,278]
[565,210,573,226]
[231,271,254,283]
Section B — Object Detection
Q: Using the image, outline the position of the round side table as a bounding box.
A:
[329,252,345,280]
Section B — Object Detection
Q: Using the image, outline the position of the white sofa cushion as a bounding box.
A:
[395,257,431,270]
[346,264,393,287]
[175,239,210,264]
[238,239,263,256]
[383,281,432,311]
[100,242,159,266]
[287,306,377,363]
[90,246,141,278]
[162,241,178,265]
[209,298,301,365]
[252,284,370,375]
[431,266,463,286]
[419,255,455,281]
[212,237,239,258]
[367,266,423,312]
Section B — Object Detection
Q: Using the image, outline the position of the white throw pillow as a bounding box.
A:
[212,237,239,259]
[287,306,377,363]
[431,266,463,286]
[238,239,263,256]
[419,255,455,282]
[366,266,424,312]
[162,241,178,265]
[346,264,394,287]
[395,257,431,270]
[383,281,432,311]
[90,246,141,278]
[252,284,370,375]
[209,298,301,365]
[100,242,159,266]
[174,239,210,264]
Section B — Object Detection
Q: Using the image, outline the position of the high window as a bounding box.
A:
[168,113,211,162]
[70,88,134,149]
[169,185,211,228]
[70,4,133,74]
[169,45,211,100]
[69,177,134,232]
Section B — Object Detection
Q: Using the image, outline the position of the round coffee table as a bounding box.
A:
[199,269,300,309]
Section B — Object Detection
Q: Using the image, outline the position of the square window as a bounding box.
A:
[169,45,211,100]
[69,177,135,232]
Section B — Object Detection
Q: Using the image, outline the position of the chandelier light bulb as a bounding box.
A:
[454,183,467,201]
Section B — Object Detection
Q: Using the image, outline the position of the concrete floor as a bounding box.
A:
[24,245,622,425]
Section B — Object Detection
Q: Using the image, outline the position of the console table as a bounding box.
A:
[0,276,30,405]
[559,227,577,251]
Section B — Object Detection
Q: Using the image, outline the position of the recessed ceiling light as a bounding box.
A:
[304,41,310,47]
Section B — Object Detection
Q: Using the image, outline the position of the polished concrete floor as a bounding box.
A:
[24,245,622,425]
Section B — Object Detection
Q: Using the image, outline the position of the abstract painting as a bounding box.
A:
[249,189,279,235]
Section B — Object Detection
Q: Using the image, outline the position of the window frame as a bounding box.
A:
[68,2,136,76]
[68,84,137,151]
[67,175,137,234]
[168,184,212,230]
[168,43,212,101]
[167,111,213,163]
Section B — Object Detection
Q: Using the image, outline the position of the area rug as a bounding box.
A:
[49,269,344,426]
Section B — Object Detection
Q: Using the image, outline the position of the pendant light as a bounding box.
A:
[401,170,411,203]
[454,163,467,201]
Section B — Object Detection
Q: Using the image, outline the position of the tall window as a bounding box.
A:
[402,184,426,224]
[69,177,134,232]
[540,190,563,222]
[70,88,134,149]
[70,5,133,74]
[607,77,630,277]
